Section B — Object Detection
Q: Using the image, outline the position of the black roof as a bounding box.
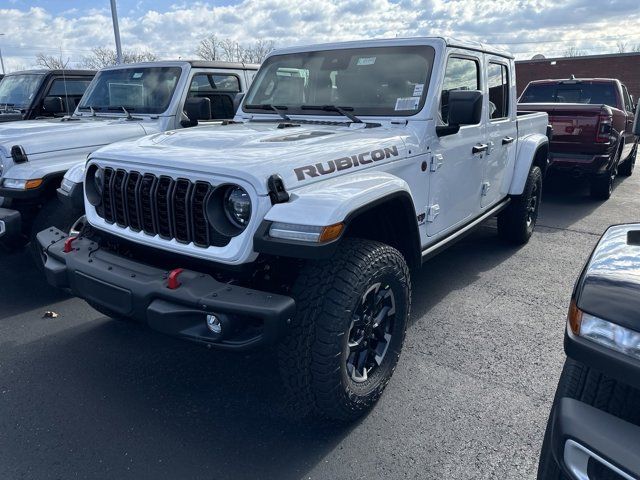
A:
[5,69,96,76]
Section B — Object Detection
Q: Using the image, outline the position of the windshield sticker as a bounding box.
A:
[356,57,376,66]
[132,72,143,79]
[294,145,400,181]
[395,97,420,111]
[412,84,424,96]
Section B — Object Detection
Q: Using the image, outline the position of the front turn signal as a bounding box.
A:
[567,299,583,336]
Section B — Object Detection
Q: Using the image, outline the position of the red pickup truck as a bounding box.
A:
[519,77,638,199]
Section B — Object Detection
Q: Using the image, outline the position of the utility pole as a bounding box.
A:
[110,0,123,64]
[0,33,5,74]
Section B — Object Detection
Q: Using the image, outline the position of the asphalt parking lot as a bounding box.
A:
[0,172,638,480]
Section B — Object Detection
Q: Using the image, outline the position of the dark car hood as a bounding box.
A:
[578,224,640,330]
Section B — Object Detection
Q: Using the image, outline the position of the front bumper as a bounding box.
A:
[37,227,296,350]
[550,398,640,479]
[0,207,22,244]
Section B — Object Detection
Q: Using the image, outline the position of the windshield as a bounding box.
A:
[0,74,44,108]
[520,82,618,108]
[78,66,182,114]
[243,45,435,117]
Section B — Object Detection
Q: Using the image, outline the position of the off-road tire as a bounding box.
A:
[29,199,83,271]
[278,238,411,421]
[537,358,640,479]
[497,165,542,245]
[618,145,637,177]
[590,172,614,200]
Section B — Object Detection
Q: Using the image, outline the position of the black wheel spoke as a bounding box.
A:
[346,282,396,383]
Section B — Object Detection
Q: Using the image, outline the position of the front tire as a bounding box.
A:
[29,199,84,271]
[537,358,640,479]
[278,238,411,421]
[498,165,542,245]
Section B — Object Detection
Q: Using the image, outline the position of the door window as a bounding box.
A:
[621,85,633,112]
[48,78,92,96]
[488,63,509,119]
[187,73,241,120]
[440,56,480,125]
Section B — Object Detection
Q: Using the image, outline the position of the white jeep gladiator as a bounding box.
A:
[0,60,258,258]
[38,38,549,420]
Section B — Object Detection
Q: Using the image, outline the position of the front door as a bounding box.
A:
[426,53,486,237]
[482,58,517,208]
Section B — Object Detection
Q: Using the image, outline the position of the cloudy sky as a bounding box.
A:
[1,0,639,72]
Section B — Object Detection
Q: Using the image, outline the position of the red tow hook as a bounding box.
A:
[167,268,184,290]
[63,236,78,253]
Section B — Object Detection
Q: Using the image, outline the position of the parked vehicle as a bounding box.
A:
[38,37,549,420]
[0,60,258,256]
[0,69,95,122]
[537,217,640,476]
[519,77,638,199]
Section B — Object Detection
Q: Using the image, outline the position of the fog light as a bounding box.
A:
[206,314,222,334]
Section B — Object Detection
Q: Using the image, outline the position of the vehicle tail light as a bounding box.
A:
[595,114,612,143]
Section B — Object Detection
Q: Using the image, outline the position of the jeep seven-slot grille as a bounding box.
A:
[98,167,229,247]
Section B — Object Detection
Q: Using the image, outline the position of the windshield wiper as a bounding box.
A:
[245,104,291,121]
[300,105,363,124]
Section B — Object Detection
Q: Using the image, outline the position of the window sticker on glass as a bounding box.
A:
[412,84,424,97]
[395,97,420,111]
[132,72,143,79]
[356,57,376,66]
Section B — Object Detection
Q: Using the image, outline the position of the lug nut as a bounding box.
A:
[206,314,222,334]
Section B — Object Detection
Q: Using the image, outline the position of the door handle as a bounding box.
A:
[502,136,515,145]
[472,144,488,154]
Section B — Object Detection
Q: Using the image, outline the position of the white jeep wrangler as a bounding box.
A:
[0,60,258,259]
[38,37,549,420]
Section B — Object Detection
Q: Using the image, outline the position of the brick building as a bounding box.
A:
[515,52,640,101]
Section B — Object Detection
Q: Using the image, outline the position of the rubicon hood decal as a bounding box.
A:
[294,145,400,181]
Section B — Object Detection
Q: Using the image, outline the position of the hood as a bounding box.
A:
[0,116,153,157]
[92,122,411,194]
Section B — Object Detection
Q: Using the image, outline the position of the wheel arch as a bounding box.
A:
[509,134,549,195]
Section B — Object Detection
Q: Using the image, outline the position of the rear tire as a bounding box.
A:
[618,145,636,177]
[537,358,640,479]
[29,199,84,271]
[498,165,542,245]
[590,171,614,200]
[278,238,411,421]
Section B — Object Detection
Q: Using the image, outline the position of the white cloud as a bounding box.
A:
[0,0,639,72]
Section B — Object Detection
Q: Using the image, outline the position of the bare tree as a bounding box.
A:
[35,53,69,69]
[80,47,157,69]
[616,41,628,53]
[196,35,221,61]
[243,39,275,63]
[197,35,275,63]
[632,44,640,53]
[563,46,585,58]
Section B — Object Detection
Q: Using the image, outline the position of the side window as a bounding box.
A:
[47,79,92,97]
[621,85,633,112]
[440,56,480,125]
[187,73,241,121]
[488,63,509,120]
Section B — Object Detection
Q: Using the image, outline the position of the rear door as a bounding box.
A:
[621,84,636,159]
[482,57,516,208]
[426,52,486,237]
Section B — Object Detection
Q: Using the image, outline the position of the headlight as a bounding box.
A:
[224,186,251,229]
[85,165,104,206]
[2,178,43,190]
[206,184,252,236]
[568,300,640,361]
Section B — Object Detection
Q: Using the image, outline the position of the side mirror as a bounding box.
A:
[182,97,212,127]
[233,93,245,113]
[633,104,640,136]
[42,96,65,115]
[436,90,483,137]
